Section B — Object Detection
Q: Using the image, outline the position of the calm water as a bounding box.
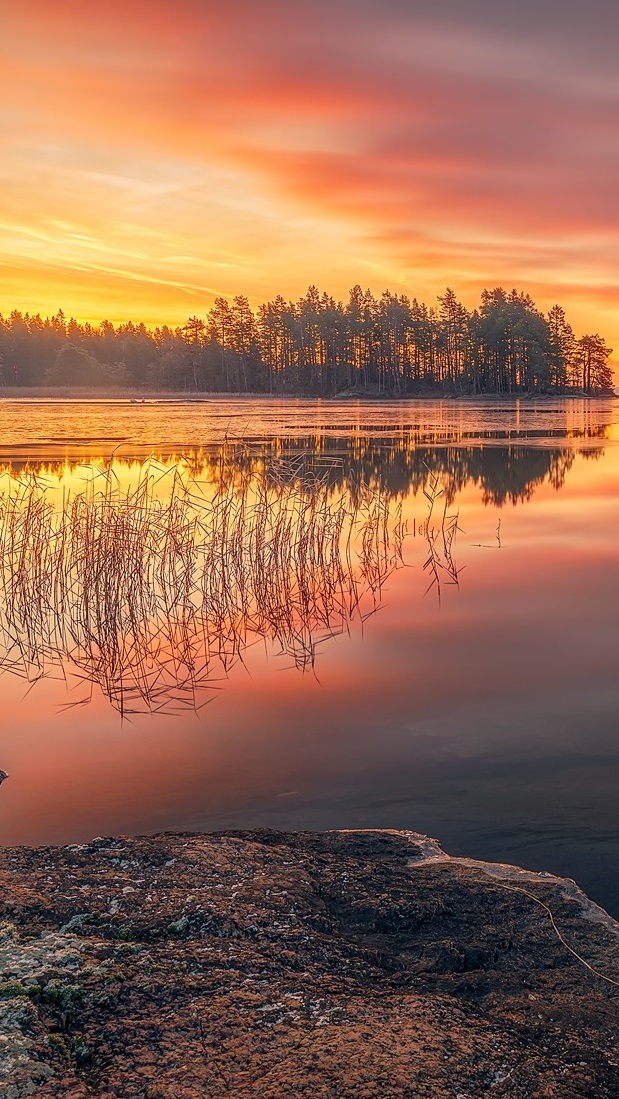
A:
[1,396,618,916]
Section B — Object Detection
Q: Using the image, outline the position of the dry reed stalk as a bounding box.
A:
[421,466,463,602]
[0,460,406,716]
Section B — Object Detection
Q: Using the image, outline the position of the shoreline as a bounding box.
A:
[0,386,616,402]
[2,828,618,1097]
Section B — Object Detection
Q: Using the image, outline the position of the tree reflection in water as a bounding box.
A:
[191,424,607,506]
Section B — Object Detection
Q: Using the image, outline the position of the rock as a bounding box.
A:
[0,829,618,1097]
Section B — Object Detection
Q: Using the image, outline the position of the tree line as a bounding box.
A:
[0,286,613,395]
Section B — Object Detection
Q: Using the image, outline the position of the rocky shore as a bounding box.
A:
[1,829,618,1098]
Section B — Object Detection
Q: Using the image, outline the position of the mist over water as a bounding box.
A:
[0,396,618,916]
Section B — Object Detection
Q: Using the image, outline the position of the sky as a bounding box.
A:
[1,0,618,365]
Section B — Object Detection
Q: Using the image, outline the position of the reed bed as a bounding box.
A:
[0,460,405,715]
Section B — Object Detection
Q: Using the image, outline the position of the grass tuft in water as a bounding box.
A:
[0,459,405,715]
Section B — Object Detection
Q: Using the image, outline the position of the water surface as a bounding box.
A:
[1,396,618,915]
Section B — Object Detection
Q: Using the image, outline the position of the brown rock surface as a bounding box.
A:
[1,829,618,1097]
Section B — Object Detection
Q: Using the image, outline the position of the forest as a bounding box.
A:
[0,286,613,395]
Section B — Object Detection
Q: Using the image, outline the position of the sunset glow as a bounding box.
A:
[2,1,618,365]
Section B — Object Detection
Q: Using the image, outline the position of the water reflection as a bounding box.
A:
[192,433,608,505]
[0,424,608,713]
[0,420,609,505]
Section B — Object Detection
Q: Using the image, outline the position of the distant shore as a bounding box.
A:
[1,828,618,1098]
[0,385,616,402]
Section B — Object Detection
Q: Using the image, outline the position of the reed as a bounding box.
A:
[421,466,463,602]
[0,460,405,716]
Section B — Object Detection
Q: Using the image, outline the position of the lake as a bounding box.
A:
[0,395,618,916]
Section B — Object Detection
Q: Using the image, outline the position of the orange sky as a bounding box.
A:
[1,0,618,369]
